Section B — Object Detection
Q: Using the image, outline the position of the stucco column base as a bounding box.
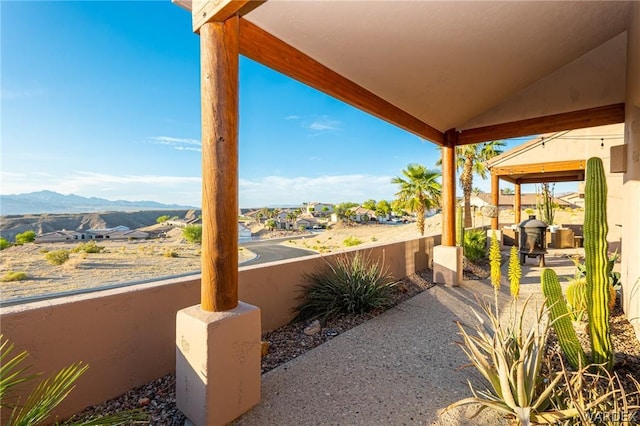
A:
[486,229,503,249]
[176,302,261,426]
[433,245,463,286]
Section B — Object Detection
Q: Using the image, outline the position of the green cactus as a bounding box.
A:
[456,205,464,248]
[565,277,587,321]
[583,157,613,369]
[541,269,587,369]
[508,245,521,299]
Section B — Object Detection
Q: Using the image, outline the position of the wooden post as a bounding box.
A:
[514,182,521,225]
[200,16,239,312]
[491,172,499,230]
[442,130,457,246]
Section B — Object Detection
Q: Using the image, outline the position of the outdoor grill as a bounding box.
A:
[519,215,548,266]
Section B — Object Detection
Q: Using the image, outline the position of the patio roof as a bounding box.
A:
[178,0,630,145]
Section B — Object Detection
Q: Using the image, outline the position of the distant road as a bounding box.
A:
[240,237,317,266]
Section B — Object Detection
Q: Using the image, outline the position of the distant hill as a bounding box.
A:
[0,209,201,242]
[0,190,197,215]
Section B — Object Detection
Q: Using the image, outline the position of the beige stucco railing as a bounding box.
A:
[0,233,440,420]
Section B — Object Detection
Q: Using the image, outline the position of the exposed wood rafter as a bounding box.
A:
[491,160,586,176]
[458,104,625,145]
[238,18,444,145]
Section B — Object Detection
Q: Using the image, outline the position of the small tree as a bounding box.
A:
[156,215,171,224]
[362,199,376,211]
[15,231,36,245]
[265,219,276,231]
[375,200,391,218]
[182,225,202,244]
[0,238,10,250]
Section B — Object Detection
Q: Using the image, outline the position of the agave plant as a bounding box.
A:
[293,252,397,322]
[0,335,147,426]
[444,298,578,425]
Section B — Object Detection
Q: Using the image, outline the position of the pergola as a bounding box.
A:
[171,1,639,424]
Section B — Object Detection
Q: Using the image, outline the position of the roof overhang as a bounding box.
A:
[175,0,631,145]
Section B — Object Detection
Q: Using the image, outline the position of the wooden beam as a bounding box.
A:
[514,183,521,225]
[491,160,586,177]
[491,172,499,230]
[238,18,444,145]
[190,0,262,32]
[200,17,239,312]
[441,130,456,246]
[509,175,585,185]
[457,104,625,145]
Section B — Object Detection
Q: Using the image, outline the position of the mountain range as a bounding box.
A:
[0,190,197,216]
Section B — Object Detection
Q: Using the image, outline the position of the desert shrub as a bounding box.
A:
[371,236,378,242]
[343,236,362,247]
[71,240,105,254]
[45,249,70,265]
[464,229,487,262]
[14,231,36,245]
[1,271,27,282]
[293,252,396,322]
[0,238,10,250]
[524,208,535,215]
[39,248,49,254]
[163,249,178,258]
[156,215,170,224]
[182,225,202,244]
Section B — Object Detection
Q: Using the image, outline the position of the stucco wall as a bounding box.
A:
[623,3,640,339]
[0,233,440,421]
[491,124,625,249]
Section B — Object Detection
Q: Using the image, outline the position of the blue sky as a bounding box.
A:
[1,1,572,208]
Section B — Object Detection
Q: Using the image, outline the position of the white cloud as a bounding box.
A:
[239,174,396,207]
[307,117,341,131]
[284,115,300,120]
[148,136,201,152]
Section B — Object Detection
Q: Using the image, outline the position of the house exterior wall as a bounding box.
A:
[623,3,640,340]
[0,232,440,421]
[490,124,624,247]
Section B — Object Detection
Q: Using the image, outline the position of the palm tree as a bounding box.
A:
[437,141,504,228]
[391,163,442,235]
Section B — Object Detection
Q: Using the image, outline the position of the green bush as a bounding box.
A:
[1,271,27,282]
[343,236,362,247]
[524,208,535,215]
[163,249,178,258]
[156,215,171,223]
[182,225,202,244]
[71,240,105,254]
[45,249,70,265]
[15,231,36,245]
[463,229,487,262]
[293,252,397,322]
[0,238,10,250]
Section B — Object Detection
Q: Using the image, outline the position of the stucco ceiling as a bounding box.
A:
[243,1,631,133]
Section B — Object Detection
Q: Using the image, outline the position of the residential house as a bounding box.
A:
[306,202,334,216]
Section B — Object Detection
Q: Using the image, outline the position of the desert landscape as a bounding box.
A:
[0,209,585,303]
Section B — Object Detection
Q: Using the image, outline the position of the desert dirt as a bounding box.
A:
[0,209,584,302]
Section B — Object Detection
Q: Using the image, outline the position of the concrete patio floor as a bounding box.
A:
[232,248,582,425]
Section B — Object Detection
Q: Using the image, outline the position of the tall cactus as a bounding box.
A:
[541,269,587,369]
[584,157,613,369]
[456,205,464,248]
